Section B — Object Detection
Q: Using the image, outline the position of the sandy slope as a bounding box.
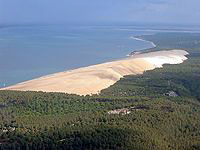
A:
[1,50,189,95]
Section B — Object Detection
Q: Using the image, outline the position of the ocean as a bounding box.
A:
[0,25,156,87]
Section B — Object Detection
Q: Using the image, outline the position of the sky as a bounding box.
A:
[0,0,200,25]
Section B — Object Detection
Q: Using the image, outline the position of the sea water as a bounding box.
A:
[0,25,155,87]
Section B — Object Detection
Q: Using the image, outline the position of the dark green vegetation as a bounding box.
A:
[0,33,200,150]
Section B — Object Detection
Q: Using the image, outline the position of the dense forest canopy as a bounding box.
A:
[0,32,200,150]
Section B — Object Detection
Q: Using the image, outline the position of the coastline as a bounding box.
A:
[0,28,157,89]
[1,49,189,95]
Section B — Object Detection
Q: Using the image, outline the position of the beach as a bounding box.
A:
[1,50,189,95]
[0,26,155,88]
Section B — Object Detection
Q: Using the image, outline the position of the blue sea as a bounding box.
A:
[0,25,157,87]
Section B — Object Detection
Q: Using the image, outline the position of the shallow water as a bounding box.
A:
[0,25,155,87]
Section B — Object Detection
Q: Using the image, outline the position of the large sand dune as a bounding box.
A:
[1,50,188,95]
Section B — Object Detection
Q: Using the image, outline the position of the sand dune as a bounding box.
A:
[1,50,189,95]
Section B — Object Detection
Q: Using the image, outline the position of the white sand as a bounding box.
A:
[1,50,188,95]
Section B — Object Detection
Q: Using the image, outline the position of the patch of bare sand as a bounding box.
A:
[1,50,188,95]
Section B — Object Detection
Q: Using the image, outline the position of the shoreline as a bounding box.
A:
[0,34,156,88]
[0,33,155,89]
[1,49,189,95]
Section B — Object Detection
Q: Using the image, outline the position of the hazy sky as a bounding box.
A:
[0,0,200,25]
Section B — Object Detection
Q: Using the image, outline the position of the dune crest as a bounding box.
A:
[1,50,189,95]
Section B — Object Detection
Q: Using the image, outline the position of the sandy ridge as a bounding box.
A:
[1,50,189,95]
